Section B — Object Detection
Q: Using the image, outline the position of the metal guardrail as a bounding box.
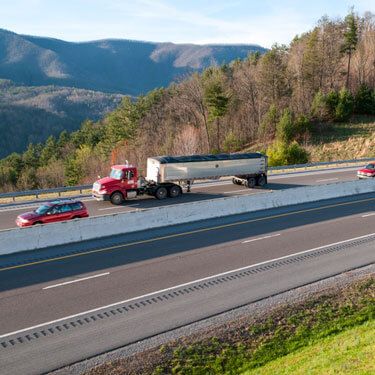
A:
[0,157,373,202]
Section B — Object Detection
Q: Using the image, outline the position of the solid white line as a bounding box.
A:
[362,213,375,218]
[1,231,374,339]
[42,272,110,290]
[98,204,140,211]
[316,178,339,182]
[242,233,281,243]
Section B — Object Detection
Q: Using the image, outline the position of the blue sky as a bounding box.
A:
[0,0,373,47]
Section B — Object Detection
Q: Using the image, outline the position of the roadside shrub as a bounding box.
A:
[276,109,295,143]
[335,88,354,122]
[268,141,309,166]
[354,84,375,115]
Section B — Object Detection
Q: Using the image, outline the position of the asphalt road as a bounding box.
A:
[0,192,374,374]
[0,193,373,333]
[0,167,358,230]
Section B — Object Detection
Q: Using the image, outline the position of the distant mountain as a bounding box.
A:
[0,79,122,158]
[0,29,266,96]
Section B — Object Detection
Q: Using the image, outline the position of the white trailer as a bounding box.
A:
[146,153,268,191]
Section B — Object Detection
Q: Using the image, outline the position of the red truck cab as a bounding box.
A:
[92,165,139,204]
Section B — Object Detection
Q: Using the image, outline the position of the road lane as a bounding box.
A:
[0,168,359,230]
[0,194,373,334]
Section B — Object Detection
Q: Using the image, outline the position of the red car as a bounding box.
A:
[16,199,89,227]
[357,162,375,179]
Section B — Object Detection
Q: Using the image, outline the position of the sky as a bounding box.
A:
[0,0,374,48]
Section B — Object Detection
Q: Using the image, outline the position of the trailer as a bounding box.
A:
[92,152,268,205]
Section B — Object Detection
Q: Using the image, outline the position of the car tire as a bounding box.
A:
[110,192,124,205]
[33,221,42,225]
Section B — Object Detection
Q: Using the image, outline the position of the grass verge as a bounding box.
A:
[85,275,374,375]
[243,320,375,375]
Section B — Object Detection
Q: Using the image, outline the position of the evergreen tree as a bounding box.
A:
[204,76,230,152]
[341,10,358,89]
[276,109,295,143]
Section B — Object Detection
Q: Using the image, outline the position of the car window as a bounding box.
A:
[125,170,134,179]
[60,204,72,213]
[35,205,51,215]
[69,202,83,211]
[365,164,374,169]
[50,205,62,214]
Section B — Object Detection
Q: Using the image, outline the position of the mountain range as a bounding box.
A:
[0,28,266,157]
[0,28,266,95]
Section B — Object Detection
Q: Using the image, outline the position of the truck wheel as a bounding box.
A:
[110,192,124,205]
[246,177,256,188]
[169,185,182,198]
[257,175,267,187]
[155,186,168,200]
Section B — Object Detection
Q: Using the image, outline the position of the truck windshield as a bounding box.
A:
[110,168,124,180]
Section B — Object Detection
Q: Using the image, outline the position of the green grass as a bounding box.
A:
[242,320,375,375]
[150,278,374,375]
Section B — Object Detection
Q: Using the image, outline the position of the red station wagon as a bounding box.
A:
[15,199,89,227]
[357,162,375,179]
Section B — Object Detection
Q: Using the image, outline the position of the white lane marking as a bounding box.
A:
[223,189,249,194]
[98,204,140,211]
[43,272,110,290]
[316,178,339,183]
[242,233,281,243]
[362,212,375,218]
[1,231,374,339]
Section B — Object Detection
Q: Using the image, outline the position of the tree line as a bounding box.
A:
[0,10,374,192]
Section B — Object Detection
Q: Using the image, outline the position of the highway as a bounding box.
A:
[0,192,374,374]
[0,167,358,230]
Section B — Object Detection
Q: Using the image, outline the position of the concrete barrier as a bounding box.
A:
[0,179,374,255]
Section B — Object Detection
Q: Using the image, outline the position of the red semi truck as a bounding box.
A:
[92,153,268,205]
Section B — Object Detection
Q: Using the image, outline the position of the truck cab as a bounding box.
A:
[92,165,138,204]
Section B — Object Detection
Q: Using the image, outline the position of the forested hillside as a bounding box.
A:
[0,28,266,95]
[0,11,374,192]
[0,80,123,157]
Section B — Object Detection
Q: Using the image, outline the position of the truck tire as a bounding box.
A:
[110,192,124,205]
[246,177,256,188]
[155,186,168,200]
[168,185,182,198]
[257,175,267,187]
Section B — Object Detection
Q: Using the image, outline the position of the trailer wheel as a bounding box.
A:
[257,175,267,187]
[110,192,124,205]
[168,185,182,198]
[246,177,256,188]
[155,186,168,200]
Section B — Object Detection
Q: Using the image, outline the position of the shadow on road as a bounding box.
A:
[0,192,373,292]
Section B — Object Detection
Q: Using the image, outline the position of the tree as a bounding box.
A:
[258,105,279,140]
[335,87,354,121]
[40,136,58,165]
[342,10,359,89]
[276,109,295,144]
[204,73,230,152]
[354,84,375,114]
